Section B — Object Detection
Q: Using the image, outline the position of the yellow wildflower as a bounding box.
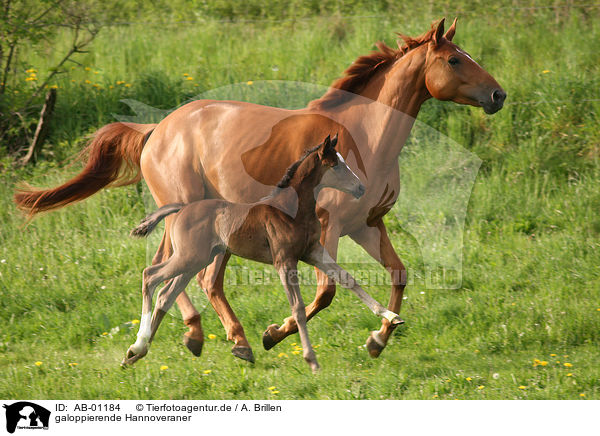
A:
[566,373,573,377]
[34,361,43,366]
[518,386,527,390]
[125,83,132,88]
[433,394,438,398]
[203,369,211,374]
[160,365,168,371]
[208,334,216,339]
[579,393,585,397]
[477,385,484,390]
[183,73,189,76]
[291,343,297,346]
[563,362,573,368]
[25,77,36,81]
[131,319,140,324]
[85,80,92,84]
[540,361,548,366]
[271,390,279,394]
[85,67,91,71]
[292,351,300,355]
[186,77,193,81]
[26,68,37,73]
[68,362,78,367]
[550,353,557,357]
[277,352,288,358]
[465,377,472,381]
[542,70,550,74]
[246,80,253,85]
[101,332,108,336]
[268,386,276,390]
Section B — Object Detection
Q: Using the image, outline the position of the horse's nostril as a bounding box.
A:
[492,89,506,104]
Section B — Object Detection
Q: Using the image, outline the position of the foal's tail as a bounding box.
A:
[130,203,184,238]
[14,122,157,217]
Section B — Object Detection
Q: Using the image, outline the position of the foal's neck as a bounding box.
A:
[271,156,322,222]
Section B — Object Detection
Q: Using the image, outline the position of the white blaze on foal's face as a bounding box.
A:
[318,151,365,199]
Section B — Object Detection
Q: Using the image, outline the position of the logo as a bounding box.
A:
[3,402,50,433]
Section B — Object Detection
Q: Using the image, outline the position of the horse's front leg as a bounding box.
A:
[198,252,254,363]
[349,219,407,358]
[262,221,340,350]
[276,261,319,373]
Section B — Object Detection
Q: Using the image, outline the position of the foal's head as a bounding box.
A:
[276,134,365,199]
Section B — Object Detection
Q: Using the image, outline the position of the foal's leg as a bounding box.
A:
[198,252,254,363]
[154,227,204,356]
[262,222,340,349]
[122,259,182,365]
[276,261,319,373]
[349,219,407,358]
[305,244,403,325]
[147,272,196,345]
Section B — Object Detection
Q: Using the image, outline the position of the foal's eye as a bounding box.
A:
[448,57,459,66]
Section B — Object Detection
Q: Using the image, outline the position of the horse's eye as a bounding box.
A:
[448,57,459,66]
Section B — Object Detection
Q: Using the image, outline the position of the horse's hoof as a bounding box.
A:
[231,346,255,363]
[183,334,204,357]
[262,324,281,350]
[365,331,385,358]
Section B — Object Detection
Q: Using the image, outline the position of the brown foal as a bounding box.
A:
[123,135,402,372]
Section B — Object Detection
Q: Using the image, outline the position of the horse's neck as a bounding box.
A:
[337,46,430,165]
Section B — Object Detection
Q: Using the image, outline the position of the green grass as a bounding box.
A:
[1,5,599,399]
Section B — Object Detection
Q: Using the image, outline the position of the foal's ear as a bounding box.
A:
[432,18,445,46]
[444,17,457,41]
[318,134,331,159]
[330,133,338,149]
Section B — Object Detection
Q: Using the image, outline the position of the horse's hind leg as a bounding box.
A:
[154,226,205,357]
[198,252,254,363]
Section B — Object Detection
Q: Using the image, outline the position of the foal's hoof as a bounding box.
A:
[262,324,281,350]
[121,346,148,366]
[391,316,405,326]
[231,346,255,363]
[183,333,204,357]
[365,331,385,359]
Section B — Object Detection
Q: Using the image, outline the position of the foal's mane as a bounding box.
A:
[275,142,323,190]
[308,26,437,110]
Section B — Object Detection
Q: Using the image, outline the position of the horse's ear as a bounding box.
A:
[432,18,445,46]
[444,17,457,41]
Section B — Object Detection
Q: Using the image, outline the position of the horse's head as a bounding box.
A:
[424,18,506,114]
[317,134,365,199]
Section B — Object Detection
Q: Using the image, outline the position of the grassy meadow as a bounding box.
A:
[0,3,599,399]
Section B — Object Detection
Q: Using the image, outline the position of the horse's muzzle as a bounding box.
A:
[482,88,507,114]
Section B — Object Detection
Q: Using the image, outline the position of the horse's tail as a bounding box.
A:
[130,203,184,238]
[14,122,157,216]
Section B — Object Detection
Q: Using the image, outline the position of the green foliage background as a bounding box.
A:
[0,1,598,399]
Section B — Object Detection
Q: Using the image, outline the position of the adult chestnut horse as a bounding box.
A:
[15,19,505,362]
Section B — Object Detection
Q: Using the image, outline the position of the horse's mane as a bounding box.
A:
[308,26,437,110]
